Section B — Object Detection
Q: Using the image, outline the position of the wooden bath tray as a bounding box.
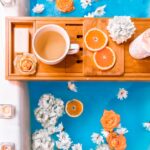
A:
[5,17,150,81]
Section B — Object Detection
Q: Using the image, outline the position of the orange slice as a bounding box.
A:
[65,99,83,118]
[84,28,108,51]
[93,47,116,71]
[56,0,74,13]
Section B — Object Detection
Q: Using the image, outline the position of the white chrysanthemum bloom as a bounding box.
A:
[117,88,128,100]
[68,81,78,92]
[94,5,106,17]
[35,94,64,129]
[91,133,104,145]
[101,129,109,138]
[72,143,82,150]
[38,94,55,109]
[107,16,136,44]
[143,122,150,131]
[80,0,92,9]
[34,107,49,124]
[32,4,45,14]
[56,131,72,150]
[96,144,110,150]
[32,129,54,150]
[116,124,128,134]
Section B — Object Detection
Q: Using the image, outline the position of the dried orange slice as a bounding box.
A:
[65,99,83,118]
[84,28,108,51]
[56,0,74,13]
[93,47,116,71]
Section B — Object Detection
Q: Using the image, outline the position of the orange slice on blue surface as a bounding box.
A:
[65,99,83,118]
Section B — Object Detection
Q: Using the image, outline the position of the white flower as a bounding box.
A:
[56,131,72,150]
[80,0,92,9]
[84,5,106,18]
[107,16,136,44]
[143,122,150,131]
[101,129,109,138]
[84,12,94,18]
[34,94,64,129]
[32,4,45,14]
[38,94,55,109]
[47,126,56,135]
[117,88,128,100]
[72,143,82,150]
[116,124,128,134]
[68,81,78,92]
[94,5,106,17]
[91,133,104,145]
[96,144,110,150]
[55,122,64,132]
[32,129,54,150]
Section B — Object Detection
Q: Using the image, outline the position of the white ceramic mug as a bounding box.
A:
[32,24,79,65]
[129,28,150,59]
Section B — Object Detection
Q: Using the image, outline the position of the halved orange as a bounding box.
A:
[56,0,74,13]
[84,28,108,51]
[93,47,116,71]
[65,99,83,118]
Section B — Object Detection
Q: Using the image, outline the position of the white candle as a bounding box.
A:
[0,143,15,150]
[0,105,15,119]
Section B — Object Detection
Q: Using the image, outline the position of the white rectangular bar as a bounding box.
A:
[14,28,29,53]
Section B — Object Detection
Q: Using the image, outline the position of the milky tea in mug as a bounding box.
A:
[35,31,66,61]
[32,24,79,65]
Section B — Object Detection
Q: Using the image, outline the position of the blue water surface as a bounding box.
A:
[28,81,150,150]
[29,0,150,149]
[30,0,150,17]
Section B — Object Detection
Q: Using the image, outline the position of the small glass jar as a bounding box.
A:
[0,105,15,119]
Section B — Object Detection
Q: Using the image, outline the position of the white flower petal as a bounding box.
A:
[101,129,109,138]
[143,122,150,131]
[32,129,54,150]
[84,12,94,18]
[68,81,78,92]
[94,5,106,17]
[91,133,104,145]
[117,88,128,100]
[80,0,92,9]
[32,4,45,14]
[96,144,110,150]
[72,143,82,150]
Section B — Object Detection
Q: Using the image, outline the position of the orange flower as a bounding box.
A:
[100,110,120,131]
[107,132,127,150]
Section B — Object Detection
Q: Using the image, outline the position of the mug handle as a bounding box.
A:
[67,44,80,55]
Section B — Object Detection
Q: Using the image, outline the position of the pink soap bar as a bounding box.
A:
[0,105,15,119]
[0,143,15,150]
